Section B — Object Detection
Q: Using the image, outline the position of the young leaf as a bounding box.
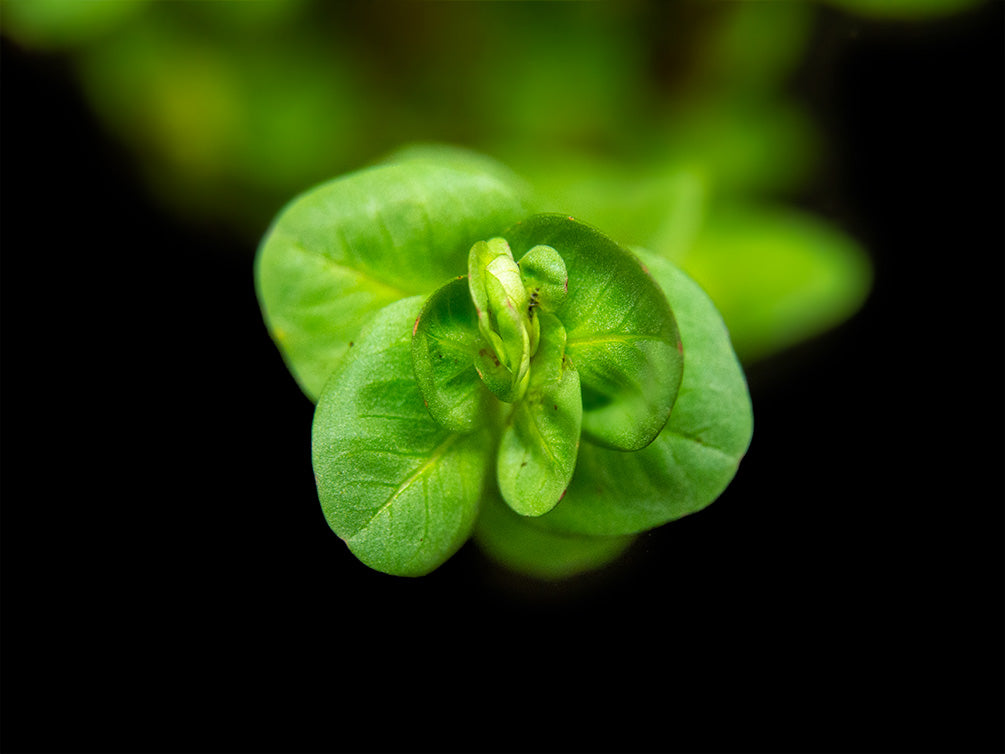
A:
[411,277,486,433]
[518,244,568,314]
[312,297,493,577]
[505,214,683,451]
[531,249,753,537]
[468,238,516,324]
[256,158,530,401]
[468,238,532,402]
[496,313,582,517]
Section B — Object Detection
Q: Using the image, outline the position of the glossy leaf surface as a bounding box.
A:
[496,314,582,517]
[506,214,683,451]
[534,249,753,536]
[411,277,487,433]
[312,298,492,576]
[256,158,529,401]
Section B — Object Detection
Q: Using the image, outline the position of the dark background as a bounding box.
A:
[2,3,1002,753]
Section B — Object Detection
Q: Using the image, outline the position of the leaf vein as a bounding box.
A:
[355,433,460,534]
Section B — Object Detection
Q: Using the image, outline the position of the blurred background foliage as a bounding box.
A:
[0,0,982,371]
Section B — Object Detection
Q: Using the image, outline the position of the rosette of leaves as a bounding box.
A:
[255,150,753,578]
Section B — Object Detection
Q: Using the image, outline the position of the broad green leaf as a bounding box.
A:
[312,298,493,577]
[473,489,635,581]
[411,277,487,433]
[506,214,683,451]
[256,159,530,401]
[675,203,872,363]
[533,249,753,536]
[497,313,582,517]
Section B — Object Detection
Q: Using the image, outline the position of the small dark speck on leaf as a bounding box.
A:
[553,404,558,410]
[348,341,354,347]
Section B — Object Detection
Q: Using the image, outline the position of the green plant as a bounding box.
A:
[255,148,753,578]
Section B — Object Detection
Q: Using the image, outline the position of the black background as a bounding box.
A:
[1,3,1002,753]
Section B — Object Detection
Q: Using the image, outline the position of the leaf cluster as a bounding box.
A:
[256,149,753,578]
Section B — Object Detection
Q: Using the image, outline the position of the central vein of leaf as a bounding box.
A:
[357,433,461,534]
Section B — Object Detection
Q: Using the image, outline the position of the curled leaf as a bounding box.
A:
[411,277,486,433]
[468,238,533,402]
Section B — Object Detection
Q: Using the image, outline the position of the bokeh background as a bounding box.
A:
[1,1,1001,752]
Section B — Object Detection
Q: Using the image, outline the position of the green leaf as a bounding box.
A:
[256,158,530,401]
[506,214,683,451]
[468,238,532,403]
[674,203,872,364]
[533,249,753,536]
[473,489,635,581]
[411,277,488,433]
[518,244,568,314]
[496,313,582,517]
[312,298,493,577]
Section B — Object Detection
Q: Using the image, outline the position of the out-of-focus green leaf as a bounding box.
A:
[473,489,635,581]
[312,298,493,577]
[675,203,872,363]
[255,158,531,401]
[532,249,753,537]
[0,0,148,50]
[74,16,366,233]
[694,2,815,95]
[659,98,821,198]
[824,0,984,20]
